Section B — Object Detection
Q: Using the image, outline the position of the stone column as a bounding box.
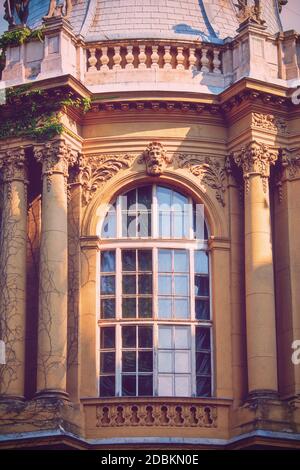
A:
[233,141,279,397]
[0,147,28,400]
[34,140,76,399]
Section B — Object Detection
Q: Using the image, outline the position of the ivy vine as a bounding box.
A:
[0,27,44,74]
[0,85,91,141]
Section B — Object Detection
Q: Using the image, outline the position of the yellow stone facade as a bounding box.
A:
[0,1,300,450]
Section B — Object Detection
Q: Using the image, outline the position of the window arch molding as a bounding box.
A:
[81,170,225,239]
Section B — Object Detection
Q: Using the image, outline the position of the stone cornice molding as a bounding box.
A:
[34,140,78,191]
[232,140,279,193]
[0,147,28,199]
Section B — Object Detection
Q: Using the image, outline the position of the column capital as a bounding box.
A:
[33,139,78,191]
[0,147,27,183]
[232,140,279,193]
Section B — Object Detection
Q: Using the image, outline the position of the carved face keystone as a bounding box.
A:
[143,142,170,176]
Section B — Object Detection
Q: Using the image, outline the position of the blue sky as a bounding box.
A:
[0,0,299,35]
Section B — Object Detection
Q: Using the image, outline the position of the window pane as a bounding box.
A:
[123,275,136,294]
[197,377,211,397]
[158,298,172,318]
[138,274,152,294]
[175,351,190,373]
[100,327,115,349]
[137,212,151,237]
[174,299,189,319]
[122,189,136,210]
[158,249,172,272]
[158,375,173,396]
[196,327,211,351]
[122,326,136,348]
[159,211,171,238]
[196,352,211,375]
[158,275,172,294]
[175,375,190,397]
[138,250,152,271]
[138,375,153,396]
[101,211,116,238]
[158,351,173,372]
[122,298,136,318]
[100,299,115,319]
[195,299,210,320]
[101,251,116,272]
[138,186,152,210]
[122,375,136,396]
[173,212,184,238]
[157,186,172,206]
[126,214,137,237]
[138,351,153,372]
[174,250,189,272]
[173,190,188,208]
[122,250,136,271]
[194,275,209,296]
[101,276,115,295]
[122,351,136,372]
[100,352,115,373]
[100,376,115,397]
[174,327,189,349]
[174,275,188,295]
[158,326,172,348]
[195,251,209,274]
[138,298,152,318]
[138,326,153,348]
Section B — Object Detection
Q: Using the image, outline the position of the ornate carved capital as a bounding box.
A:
[77,153,136,206]
[34,140,78,191]
[252,113,288,135]
[177,154,227,207]
[0,147,27,198]
[140,142,172,176]
[275,147,300,203]
[232,141,279,193]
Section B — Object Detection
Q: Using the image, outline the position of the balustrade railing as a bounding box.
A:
[85,41,222,75]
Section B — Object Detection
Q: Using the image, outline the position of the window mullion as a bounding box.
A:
[116,195,122,238]
[153,322,158,396]
[152,184,158,238]
[191,323,196,396]
[153,247,158,320]
[116,324,122,396]
[190,249,195,321]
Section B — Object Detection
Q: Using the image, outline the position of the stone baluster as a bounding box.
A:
[88,47,98,72]
[213,49,221,74]
[233,141,279,398]
[113,46,122,69]
[125,45,134,70]
[176,46,185,71]
[188,47,197,71]
[163,45,172,70]
[33,140,77,399]
[100,46,109,71]
[151,45,159,69]
[138,45,147,69]
[200,47,210,73]
[0,148,28,400]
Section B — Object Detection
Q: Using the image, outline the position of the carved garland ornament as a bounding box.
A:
[177,154,227,207]
[232,140,279,193]
[0,147,27,199]
[96,403,217,428]
[78,153,136,206]
[252,113,288,135]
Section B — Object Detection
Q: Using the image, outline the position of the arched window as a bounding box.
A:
[98,184,212,398]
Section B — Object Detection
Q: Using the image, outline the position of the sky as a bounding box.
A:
[0,0,299,35]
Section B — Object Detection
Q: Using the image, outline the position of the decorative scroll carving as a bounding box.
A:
[252,113,288,135]
[96,402,217,428]
[140,142,172,176]
[177,154,227,207]
[44,0,73,21]
[78,153,136,206]
[0,147,27,199]
[235,0,265,26]
[34,140,77,192]
[4,1,30,27]
[232,141,278,193]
